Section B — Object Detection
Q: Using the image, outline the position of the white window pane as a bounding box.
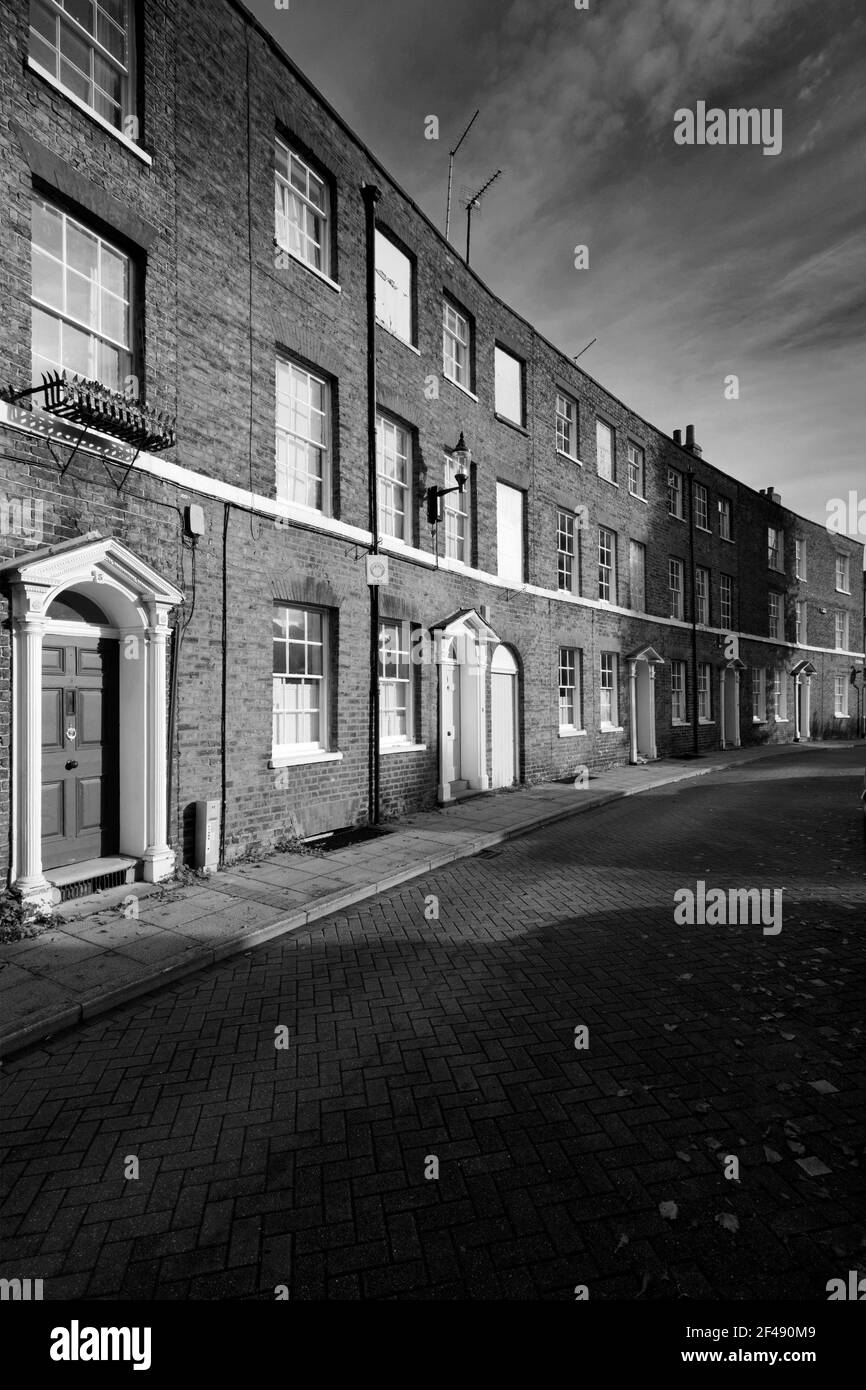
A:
[375,231,412,341]
[66,266,98,327]
[31,246,64,310]
[495,347,522,423]
[496,483,523,584]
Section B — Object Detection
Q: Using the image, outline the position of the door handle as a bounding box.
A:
[65,760,79,770]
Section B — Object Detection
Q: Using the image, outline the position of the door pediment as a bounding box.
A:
[431,608,501,646]
[627,644,665,665]
[0,532,184,624]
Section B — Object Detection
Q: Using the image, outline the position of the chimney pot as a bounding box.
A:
[673,429,682,445]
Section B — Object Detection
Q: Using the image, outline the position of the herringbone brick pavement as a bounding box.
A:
[1,747,864,1299]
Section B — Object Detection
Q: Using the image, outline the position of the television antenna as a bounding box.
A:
[444,109,480,244]
[462,169,502,265]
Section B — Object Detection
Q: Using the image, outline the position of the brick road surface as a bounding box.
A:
[2,746,864,1300]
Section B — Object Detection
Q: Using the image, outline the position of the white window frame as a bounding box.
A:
[693,482,709,531]
[494,346,524,426]
[379,618,414,745]
[751,668,767,723]
[375,229,414,345]
[768,526,784,571]
[377,414,411,541]
[628,539,645,612]
[627,441,644,498]
[669,557,684,620]
[30,194,132,393]
[442,299,470,389]
[598,526,616,603]
[698,662,712,722]
[275,136,330,276]
[671,660,687,724]
[834,673,849,718]
[835,553,850,593]
[668,468,683,519]
[599,652,618,729]
[558,647,580,732]
[596,419,614,482]
[720,574,733,630]
[834,610,849,651]
[275,356,331,513]
[556,392,578,459]
[557,509,576,593]
[443,452,469,564]
[695,566,710,625]
[29,0,135,133]
[769,592,783,641]
[795,538,806,580]
[273,605,329,756]
[718,496,732,541]
[795,600,806,645]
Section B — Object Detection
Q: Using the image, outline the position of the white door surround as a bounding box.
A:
[0,533,183,906]
[719,657,746,749]
[791,659,817,742]
[433,609,500,803]
[626,645,664,764]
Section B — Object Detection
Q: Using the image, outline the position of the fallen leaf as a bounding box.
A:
[659,1200,679,1221]
[763,1147,782,1163]
[716,1213,739,1233]
[615,1233,629,1252]
[796,1157,831,1177]
[676,1151,692,1164]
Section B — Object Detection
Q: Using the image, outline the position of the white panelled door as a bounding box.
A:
[491,644,518,788]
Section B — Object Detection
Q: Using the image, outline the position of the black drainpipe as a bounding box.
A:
[166,616,182,845]
[686,466,700,755]
[362,183,381,825]
[219,502,229,862]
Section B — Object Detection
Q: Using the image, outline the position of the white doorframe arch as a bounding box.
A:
[490,642,520,789]
[0,533,183,906]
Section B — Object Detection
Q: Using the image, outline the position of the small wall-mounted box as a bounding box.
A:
[194,798,220,871]
[185,504,205,536]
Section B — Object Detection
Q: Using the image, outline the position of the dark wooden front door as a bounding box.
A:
[41,634,119,870]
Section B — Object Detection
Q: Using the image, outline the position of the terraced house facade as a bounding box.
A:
[1,0,863,905]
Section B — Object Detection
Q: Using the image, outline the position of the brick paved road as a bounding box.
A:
[2,746,864,1300]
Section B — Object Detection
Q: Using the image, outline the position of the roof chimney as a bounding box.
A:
[684,423,702,457]
[765,486,782,505]
[673,429,682,445]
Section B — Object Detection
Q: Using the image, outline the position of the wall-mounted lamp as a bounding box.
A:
[426,431,470,524]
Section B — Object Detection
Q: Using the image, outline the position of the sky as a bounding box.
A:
[246,0,866,542]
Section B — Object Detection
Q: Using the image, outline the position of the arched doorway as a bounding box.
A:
[490,644,519,789]
[626,646,664,763]
[0,535,183,905]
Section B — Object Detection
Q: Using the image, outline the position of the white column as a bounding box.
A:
[733,670,741,746]
[793,678,801,741]
[803,678,811,741]
[11,596,59,905]
[718,670,727,748]
[141,608,175,882]
[628,661,638,764]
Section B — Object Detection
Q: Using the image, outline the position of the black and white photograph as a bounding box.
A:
[1,0,865,1362]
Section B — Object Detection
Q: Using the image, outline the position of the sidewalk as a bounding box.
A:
[0,741,851,1058]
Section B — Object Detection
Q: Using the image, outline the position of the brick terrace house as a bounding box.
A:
[1,0,864,905]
